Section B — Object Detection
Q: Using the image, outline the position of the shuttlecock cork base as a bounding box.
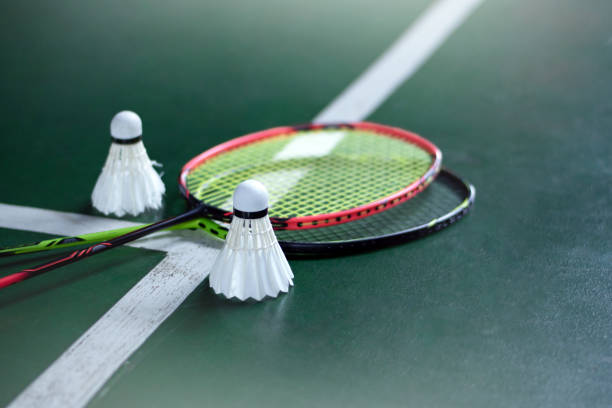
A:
[209,180,294,302]
[91,111,166,217]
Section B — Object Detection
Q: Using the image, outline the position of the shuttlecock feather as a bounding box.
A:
[209,180,294,301]
[91,111,165,217]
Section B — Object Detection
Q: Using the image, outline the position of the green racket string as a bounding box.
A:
[185,128,434,218]
[274,170,468,243]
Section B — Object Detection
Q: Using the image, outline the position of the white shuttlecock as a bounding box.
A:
[91,111,166,217]
[209,180,294,302]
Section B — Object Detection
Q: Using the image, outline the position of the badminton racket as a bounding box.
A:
[0,169,474,288]
[1,122,442,287]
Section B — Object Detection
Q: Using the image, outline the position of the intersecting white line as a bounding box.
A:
[1,204,223,408]
[4,0,485,406]
[314,0,485,124]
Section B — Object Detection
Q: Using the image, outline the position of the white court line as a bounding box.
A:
[2,204,223,408]
[0,203,216,253]
[0,204,140,237]
[4,0,484,406]
[314,0,485,124]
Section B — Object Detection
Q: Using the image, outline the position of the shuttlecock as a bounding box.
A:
[91,111,166,217]
[209,180,294,301]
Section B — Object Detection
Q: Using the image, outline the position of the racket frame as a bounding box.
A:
[280,169,475,257]
[179,122,442,230]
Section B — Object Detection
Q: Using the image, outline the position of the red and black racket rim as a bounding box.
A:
[179,122,442,230]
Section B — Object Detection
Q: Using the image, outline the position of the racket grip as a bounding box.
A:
[0,243,116,288]
[0,272,32,288]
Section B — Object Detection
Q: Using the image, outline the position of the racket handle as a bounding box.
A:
[0,225,148,258]
[0,217,220,258]
[0,207,203,290]
[0,272,32,288]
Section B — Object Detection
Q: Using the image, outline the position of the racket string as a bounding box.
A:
[185,128,435,219]
[274,171,466,243]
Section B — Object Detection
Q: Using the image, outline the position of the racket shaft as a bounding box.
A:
[0,218,216,257]
[0,226,145,257]
[0,207,203,289]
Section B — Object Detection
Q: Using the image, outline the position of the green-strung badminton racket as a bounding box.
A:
[1,122,443,288]
[0,168,473,260]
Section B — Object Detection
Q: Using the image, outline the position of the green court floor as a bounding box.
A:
[0,0,610,407]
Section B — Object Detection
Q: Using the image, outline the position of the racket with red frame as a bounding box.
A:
[2,122,442,286]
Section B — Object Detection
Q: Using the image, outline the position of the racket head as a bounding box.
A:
[179,122,442,230]
[277,168,475,257]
